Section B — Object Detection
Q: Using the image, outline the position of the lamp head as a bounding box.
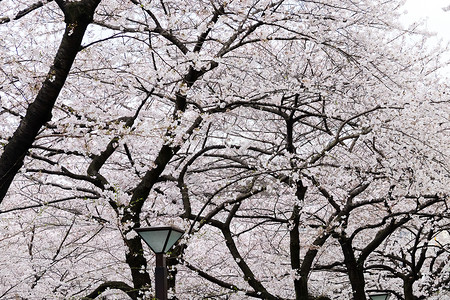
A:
[135,226,184,254]
[369,293,390,300]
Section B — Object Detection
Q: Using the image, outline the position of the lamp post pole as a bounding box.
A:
[155,253,168,300]
[135,226,184,300]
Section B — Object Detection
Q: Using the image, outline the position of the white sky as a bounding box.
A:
[403,0,450,40]
[402,0,450,75]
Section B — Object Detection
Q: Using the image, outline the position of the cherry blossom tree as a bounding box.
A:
[0,0,448,299]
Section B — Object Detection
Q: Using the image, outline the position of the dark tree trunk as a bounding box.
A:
[291,180,307,299]
[404,277,418,300]
[298,232,330,300]
[125,236,152,293]
[290,203,302,298]
[0,0,101,203]
[340,238,366,300]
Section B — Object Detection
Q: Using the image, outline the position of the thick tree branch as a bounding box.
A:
[221,204,278,300]
[0,0,53,24]
[0,0,101,203]
[182,258,265,298]
[82,281,137,299]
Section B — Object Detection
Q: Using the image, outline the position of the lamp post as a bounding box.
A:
[369,293,391,300]
[135,226,184,300]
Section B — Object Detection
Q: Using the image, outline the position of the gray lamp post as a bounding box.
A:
[135,226,184,300]
[369,293,391,300]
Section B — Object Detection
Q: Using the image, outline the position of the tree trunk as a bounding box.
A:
[125,236,152,294]
[340,238,366,300]
[0,0,101,203]
[291,180,307,299]
[404,277,418,300]
[290,203,302,298]
[298,231,330,300]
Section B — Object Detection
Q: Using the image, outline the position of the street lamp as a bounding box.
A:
[135,226,184,300]
[369,293,391,300]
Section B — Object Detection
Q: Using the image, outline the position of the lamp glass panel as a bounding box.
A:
[138,229,170,253]
[164,230,184,252]
[369,295,389,300]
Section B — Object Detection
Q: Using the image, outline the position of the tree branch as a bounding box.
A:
[82,281,137,299]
